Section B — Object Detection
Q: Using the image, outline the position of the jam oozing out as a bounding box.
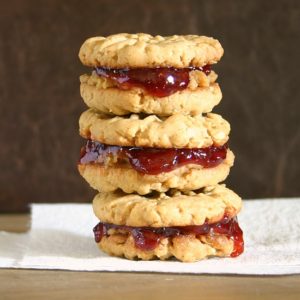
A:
[94,65,211,97]
[93,216,244,257]
[80,140,228,175]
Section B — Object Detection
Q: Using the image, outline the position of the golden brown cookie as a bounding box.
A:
[93,185,242,262]
[78,150,234,194]
[79,33,224,68]
[97,232,233,262]
[79,109,230,148]
[93,184,242,227]
[80,71,221,116]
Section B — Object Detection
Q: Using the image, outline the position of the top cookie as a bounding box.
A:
[79,109,230,148]
[92,184,242,227]
[79,33,224,68]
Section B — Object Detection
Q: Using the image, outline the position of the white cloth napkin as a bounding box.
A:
[1,199,300,275]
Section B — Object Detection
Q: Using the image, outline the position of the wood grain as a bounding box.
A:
[1,269,300,300]
[0,214,300,300]
[0,214,30,233]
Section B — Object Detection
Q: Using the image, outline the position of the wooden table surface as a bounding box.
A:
[1,215,300,300]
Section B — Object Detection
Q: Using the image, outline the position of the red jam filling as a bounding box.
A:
[94,65,211,97]
[93,216,244,257]
[80,140,228,175]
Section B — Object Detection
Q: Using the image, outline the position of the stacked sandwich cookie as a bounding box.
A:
[78,33,244,262]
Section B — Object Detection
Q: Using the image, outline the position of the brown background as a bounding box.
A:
[0,0,299,212]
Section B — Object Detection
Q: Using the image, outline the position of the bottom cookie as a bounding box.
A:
[93,217,244,262]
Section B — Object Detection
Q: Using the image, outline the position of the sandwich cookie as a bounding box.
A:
[92,185,243,262]
[78,109,234,194]
[79,33,223,116]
